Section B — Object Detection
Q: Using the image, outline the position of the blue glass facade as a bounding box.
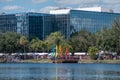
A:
[54,14,70,38]
[52,10,120,38]
[16,13,55,40]
[0,14,17,33]
[0,13,54,40]
[0,10,120,40]
[70,10,120,35]
[16,13,29,38]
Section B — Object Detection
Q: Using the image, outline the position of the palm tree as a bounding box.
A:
[20,36,28,59]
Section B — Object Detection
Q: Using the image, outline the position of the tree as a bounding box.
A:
[96,19,120,52]
[96,27,111,51]
[110,19,120,52]
[45,32,64,50]
[29,38,44,52]
[0,32,21,53]
[69,30,95,52]
[60,40,73,55]
[88,46,98,60]
[20,36,28,53]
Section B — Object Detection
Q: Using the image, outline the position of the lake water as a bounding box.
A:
[0,63,120,80]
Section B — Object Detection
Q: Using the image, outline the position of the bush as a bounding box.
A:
[88,47,98,60]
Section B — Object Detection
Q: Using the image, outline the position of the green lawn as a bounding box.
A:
[20,59,52,63]
[79,60,120,64]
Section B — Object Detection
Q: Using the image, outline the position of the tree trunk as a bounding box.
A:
[24,45,26,60]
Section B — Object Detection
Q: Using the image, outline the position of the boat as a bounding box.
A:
[51,56,79,63]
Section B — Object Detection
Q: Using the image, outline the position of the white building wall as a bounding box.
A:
[74,7,112,12]
[74,7,102,12]
[50,9,70,14]
[49,7,113,15]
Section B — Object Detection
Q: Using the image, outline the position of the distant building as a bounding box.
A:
[0,13,54,40]
[50,7,120,37]
[0,14,17,33]
[0,7,120,40]
[15,13,54,40]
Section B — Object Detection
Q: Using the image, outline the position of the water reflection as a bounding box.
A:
[0,63,120,80]
[55,64,75,80]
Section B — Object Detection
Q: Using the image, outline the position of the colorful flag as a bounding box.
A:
[50,46,55,58]
[55,45,58,57]
[65,47,68,58]
[59,45,63,58]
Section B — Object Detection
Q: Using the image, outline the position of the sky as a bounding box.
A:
[0,0,120,14]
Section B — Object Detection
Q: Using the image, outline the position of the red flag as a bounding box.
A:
[65,47,68,57]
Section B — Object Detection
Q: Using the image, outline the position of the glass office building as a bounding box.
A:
[27,13,54,40]
[0,9,120,40]
[0,14,17,33]
[16,13,28,38]
[54,14,70,38]
[70,10,120,34]
[50,9,120,38]
[16,13,54,40]
[0,13,54,40]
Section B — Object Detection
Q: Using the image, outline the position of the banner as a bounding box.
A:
[50,46,55,58]
[65,47,68,58]
[59,45,63,58]
[55,45,58,57]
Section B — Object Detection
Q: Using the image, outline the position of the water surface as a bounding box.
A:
[0,63,120,80]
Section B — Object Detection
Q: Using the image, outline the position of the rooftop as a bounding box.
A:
[50,7,114,14]
[74,6,113,12]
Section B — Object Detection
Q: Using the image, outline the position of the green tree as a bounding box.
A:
[41,41,48,52]
[45,32,64,50]
[96,27,111,51]
[88,46,98,60]
[96,19,120,52]
[0,32,21,53]
[20,36,28,53]
[110,19,120,52]
[29,38,44,52]
[69,30,95,52]
[61,40,73,54]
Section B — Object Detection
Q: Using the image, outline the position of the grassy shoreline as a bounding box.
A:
[78,60,120,64]
[20,59,53,63]
[21,59,120,64]
[0,58,120,64]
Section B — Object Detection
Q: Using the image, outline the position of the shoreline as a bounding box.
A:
[22,59,120,64]
[78,60,120,64]
[0,59,120,64]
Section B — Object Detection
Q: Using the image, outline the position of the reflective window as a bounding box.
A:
[70,10,120,35]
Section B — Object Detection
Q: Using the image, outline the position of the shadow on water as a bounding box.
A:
[0,63,120,80]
